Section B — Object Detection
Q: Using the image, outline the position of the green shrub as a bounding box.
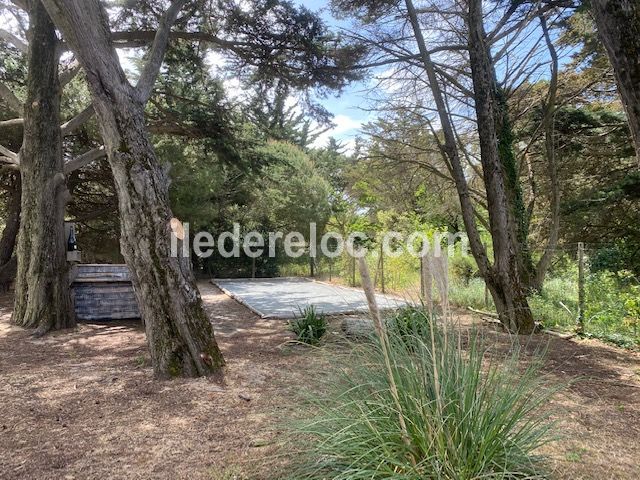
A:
[529,277,577,331]
[290,316,556,479]
[386,305,435,344]
[449,277,493,310]
[450,255,478,285]
[584,271,639,345]
[289,305,327,345]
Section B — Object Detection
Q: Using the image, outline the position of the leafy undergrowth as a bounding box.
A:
[449,275,640,349]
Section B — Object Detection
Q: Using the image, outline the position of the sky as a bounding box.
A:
[294,1,371,151]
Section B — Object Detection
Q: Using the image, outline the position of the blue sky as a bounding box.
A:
[296,0,371,150]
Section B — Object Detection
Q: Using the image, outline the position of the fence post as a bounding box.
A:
[420,253,433,314]
[351,256,356,286]
[484,283,489,309]
[380,243,385,294]
[577,242,585,334]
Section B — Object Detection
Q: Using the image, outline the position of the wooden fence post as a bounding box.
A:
[577,242,585,334]
[380,243,385,294]
[351,256,356,286]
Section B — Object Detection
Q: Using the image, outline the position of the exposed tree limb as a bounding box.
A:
[0,28,28,53]
[60,104,94,136]
[64,146,105,174]
[136,0,189,103]
[0,144,18,163]
[0,118,24,129]
[0,81,22,113]
[59,60,81,87]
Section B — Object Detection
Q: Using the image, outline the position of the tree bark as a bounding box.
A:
[42,0,224,377]
[591,0,640,166]
[12,0,75,335]
[405,0,535,333]
[0,174,20,292]
[465,0,535,333]
[0,174,21,265]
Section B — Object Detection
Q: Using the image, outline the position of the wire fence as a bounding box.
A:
[273,242,640,348]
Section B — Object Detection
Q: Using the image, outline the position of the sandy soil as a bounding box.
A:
[1,282,639,479]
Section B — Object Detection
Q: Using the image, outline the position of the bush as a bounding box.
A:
[449,277,492,310]
[450,255,478,285]
[584,271,640,345]
[386,305,435,343]
[529,277,577,331]
[290,316,556,479]
[289,305,327,345]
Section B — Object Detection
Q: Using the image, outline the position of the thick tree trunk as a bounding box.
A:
[591,0,640,166]
[12,0,75,335]
[42,0,224,377]
[495,90,536,291]
[0,174,21,292]
[466,0,535,333]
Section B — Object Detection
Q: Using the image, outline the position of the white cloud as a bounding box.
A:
[312,114,363,151]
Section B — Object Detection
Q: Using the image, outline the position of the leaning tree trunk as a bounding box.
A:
[12,0,75,335]
[591,0,640,166]
[42,0,224,377]
[404,0,533,332]
[466,0,535,333]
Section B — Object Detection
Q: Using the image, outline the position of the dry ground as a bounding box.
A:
[1,282,639,479]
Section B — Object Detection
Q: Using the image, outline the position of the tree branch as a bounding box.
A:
[0,144,19,165]
[0,81,22,113]
[64,146,105,174]
[136,0,189,103]
[60,104,94,136]
[59,60,81,87]
[0,28,27,53]
[0,118,24,129]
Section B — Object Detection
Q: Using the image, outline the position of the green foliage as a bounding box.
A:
[290,319,556,479]
[584,271,640,347]
[449,270,640,348]
[289,305,327,345]
[528,277,577,330]
[450,255,478,286]
[386,305,434,341]
[450,278,492,311]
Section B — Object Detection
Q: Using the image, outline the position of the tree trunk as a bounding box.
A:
[0,174,20,265]
[0,174,21,292]
[42,0,224,377]
[404,0,534,332]
[532,14,562,292]
[591,0,640,166]
[495,89,536,291]
[12,0,75,335]
[466,0,535,333]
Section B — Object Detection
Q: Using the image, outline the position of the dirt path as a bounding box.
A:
[0,283,307,479]
[1,283,639,479]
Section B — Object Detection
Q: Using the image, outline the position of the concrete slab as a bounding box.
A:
[211,277,408,319]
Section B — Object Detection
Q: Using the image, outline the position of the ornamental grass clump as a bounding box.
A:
[289,305,327,345]
[291,309,557,479]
